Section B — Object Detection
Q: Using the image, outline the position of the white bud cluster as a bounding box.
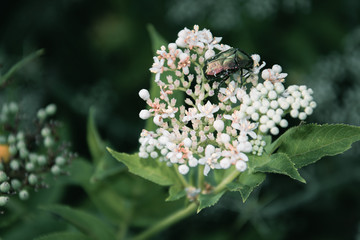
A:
[249,135,266,156]
[138,25,316,177]
[0,102,73,207]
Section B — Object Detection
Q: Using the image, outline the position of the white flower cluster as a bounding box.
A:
[138,25,316,176]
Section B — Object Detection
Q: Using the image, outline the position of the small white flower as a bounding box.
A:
[219,81,238,103]
[198,144,221,176]
[182,107,199,122]
[232,119,258,139]
[197,101,219,119]
[205,49,215,59]
[150,57,166,82]
[153,114,163,126]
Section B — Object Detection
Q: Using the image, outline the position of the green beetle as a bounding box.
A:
[203,48,253,81]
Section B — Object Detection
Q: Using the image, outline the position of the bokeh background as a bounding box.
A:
[1,0,360,239]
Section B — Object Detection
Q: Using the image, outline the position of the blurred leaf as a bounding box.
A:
[87,107,105,163]
[34,232,92,240]
[87,108,125,181]
[249,153,305,183]
[67,159,130,225]
[147,24,168,55]
[198,191,225,213]
[107,148,177,186]
[269,124,360,168]
[227,171,266,202]
[166,184,186,201]
[0,49,44,85]
[40,205,116,240]
[145,24,184,131]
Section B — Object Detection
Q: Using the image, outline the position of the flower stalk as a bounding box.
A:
[133,202,197,240]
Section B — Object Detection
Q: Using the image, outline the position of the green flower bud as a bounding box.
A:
[0,196,9,206]
[10,160,20,171]
[7,134,16,144]
[37,155,47,166]
[9,102,19,113]
[45,104,57,115]
[29,153,38,163]
[44,137,54,147]
[0,182,10,193]
[51,165,61,175]
[16,132,24,141]
[16,140,26,149]
[55,156,66,166]
[19,189,29,200]
[0,171,7,182]
[11,179,21,190]
[25,162,35,172]
[9,145,17,156]
[37,109,47,121]
[41,127,51,137]
[28,174,38,185]
[19,148,29,159]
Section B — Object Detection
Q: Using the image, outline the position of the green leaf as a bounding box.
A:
[34,232,92,240]
[40,205,116,240]
[198,191,225,213]
[227,170,266,202]
[270,124,360,168]
[250,153,305,183]
[87,108,126,181]
[107,148,177,186]
[87,107,105,163]
[0,49,44,85]
[249,153,305,183]
[166,184,186,201]
[147,24,168,56]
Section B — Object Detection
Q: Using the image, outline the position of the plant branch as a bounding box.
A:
[213,169,240,194]
[133,202,197,240]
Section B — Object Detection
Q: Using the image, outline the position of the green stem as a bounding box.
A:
[213,169,240,194]
[197,165,204,189]
[133,202,197,240]
[174,164,189,187]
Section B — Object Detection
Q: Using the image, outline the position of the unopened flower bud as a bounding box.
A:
[139,110,151,120]
[0,196,9,206]
[235,161,247,172]
[178,164,189,175]
[28,174,38,185]
[19,189,29,200]
[0,171,7,182]
[139,89,150,100]
[213,120,224,132]
[45,104,57,115]
[0,181,10,192]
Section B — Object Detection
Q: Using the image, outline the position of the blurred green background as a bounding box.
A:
[1,0,360,239]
